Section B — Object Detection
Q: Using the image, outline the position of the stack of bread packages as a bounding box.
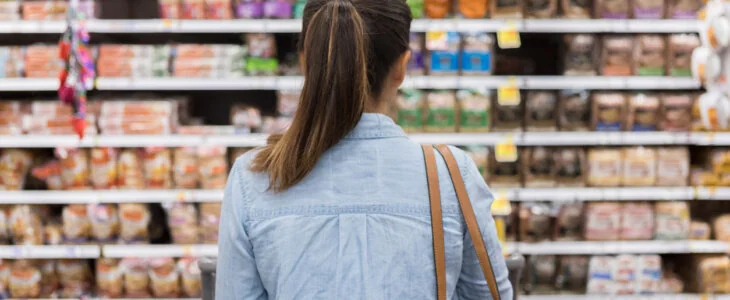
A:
[693,0,730,131]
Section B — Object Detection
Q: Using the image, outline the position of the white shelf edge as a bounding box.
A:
[521,295,729,300]
[0,19,698,34]
[511,240,730,255]
[103,244,217,258]
[0,190,223,204]
[0,78,57,91]
[0,245,100,259]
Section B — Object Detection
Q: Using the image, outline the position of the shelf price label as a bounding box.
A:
[495,136,518,163]
[498,77,520,106]
[497,22,521,49]
[182,245,194,257]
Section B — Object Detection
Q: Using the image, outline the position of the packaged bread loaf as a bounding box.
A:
[425,91,457,132]
[62,204,91,244]
[660,270,684,293]
[57,259,91,298]
[9,260,40,299]
[9,205,43,245]
[461,33,494,75]
[117,149,144,189]
[44,222,62,245]
[179,257,202,297]
[602,36,634,75]
[166,203,199,244]
[31,161,63,190]
[96,258,123,298]
[556,256,589,292]
[88,204,120,243]
[621,147,657,186]
[426,32,460,75]
[425,0,451,18]
[199,146,228,189]
[659,94,694,131]
[142,148,172,189]
[397,89,425,133]
[668,34,700,76]
[525,256,557,293]
[613,254,638,295]
[596,0,630,18]
[637,255,662,294]
[149,257,180,298]
[620,202,654,240]
[587,148,622,187]
[457,89,490,132]
[523,147,556,188]
[554,203,583,241]
[230,105,262,133]
[525,91,557,131]
[525,0,557,18]
[592,93,626,131]
[459,0,488,17]
[584,202,621,241]
[713,214,730,241]
[90,148,118,189]
[0,149,32,191]
[519,203,553,242]
[408,34,426,75]
[564,35,598,76]
[200,203,222,244]
[667,0,702,18]
[554,148,587,187]
[173,147,199,188]
[38,260,58,298]
[656,147,689,186]
[587,256,615,295]
[635,35,666,76]
[492,96,524,132]
[654,201,690,240]
[633,0,665,18]
[488,151,522,188]
[562,0,592,18]
[119,203,151,244]
[121,258,150,298]
[558,90,590,131]
[55,148,90,190]
[691,220,711,240]
[692,256,730,293]
[491,0,523,18]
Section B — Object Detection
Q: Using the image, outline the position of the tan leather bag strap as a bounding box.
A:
[433,144,502,300]
[422,145,447,300]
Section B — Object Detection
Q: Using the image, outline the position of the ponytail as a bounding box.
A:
[251,0,370,192]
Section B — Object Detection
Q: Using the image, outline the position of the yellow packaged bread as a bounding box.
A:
[587,148,622,187]
[621,147,656,186]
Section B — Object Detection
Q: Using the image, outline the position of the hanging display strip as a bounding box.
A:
[90,76,701,91]
[0,132,710,148]
[0,19,700,34]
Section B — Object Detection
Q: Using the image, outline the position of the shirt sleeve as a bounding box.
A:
[215,159,268,300]
[454,150,514,300]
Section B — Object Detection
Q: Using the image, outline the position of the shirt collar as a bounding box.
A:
[344,113,407,140]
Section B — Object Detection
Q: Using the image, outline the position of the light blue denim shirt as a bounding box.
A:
[216,113,513,300]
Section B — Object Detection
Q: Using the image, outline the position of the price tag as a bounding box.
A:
[498,77,520,106]
[161,19,175,32]
[177,191,188,202]
[495,136,518,163]
[182,245,193,257]
[497,22,521,49]
[491,191,512,216]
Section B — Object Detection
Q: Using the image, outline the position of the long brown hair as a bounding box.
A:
[251,0,412,192]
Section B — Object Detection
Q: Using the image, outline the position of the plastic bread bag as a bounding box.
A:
[620,202,655,240]
[263,0,293,19]
[595,0,630,18]
[553,202,584,241]
[601,35,634,75]
[62,204,91,244]
[659,93,693,131]
[0,149,32,191]
[488,149,522,188]
[654,201,690,240]
[558,90,590,131]
[668,0,702,19]
[182,0,206,19]
[554,147,587,187]
[142,147,172,189]
[199,146,228,190]
[525,0,557,18]
[690,220,711,240]
[55,148,90,190]
[206,0,234,19]
[121,258,150,298]
[9,260,40,299]
[564,35,598,76]
[634,35,666,76]
[525,91,557,132]
[587,148,622,187]
[397,89,425,133]
[525,255,557,293]
[90,148,118,189]
[584,202,621,241]
[459,0,488,18]
[159,0,182,18]
[87,204,120,243]
[592,92,626,131]
[633,0,665,18]
[627,93,660,131]
[149,257,180,298]
[714,215,730,241]
[518,202,553,242]
[622,147,657,186]
[425,0,451,18]
[408,33,426,75]
[555,256,589,292]
[0,259,9,298]
[656,147,690,186]
[492,94,524,132]
[200,203,222,244]
[491,0,523,18]
[277,90,300,117]
[234,0,265,18]
[57,259,91,298]
[44,221,63,246]
[119,203,151,244]
[179,257,202,297]
[461,33,494,75]
[613,254,638,295]
[96,258,123,298]
[425,91,457,132]
[9,205,43,245]
[522,147,556,188]
[691,255,730,293]
[31,160,63,190]
[426,32,460,75]
[668,34,700,76]
[561,0,591,18]
[117,149,144,190]
[38,260,58,298]
[173,147,199,189]
[230,105,262,132]
[457,89,490,132]
[165,203,200,244]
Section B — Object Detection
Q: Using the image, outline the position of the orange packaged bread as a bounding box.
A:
[459,0,488,18]
[142,148,173,189]
[119,203,151,244]
[117,149,144,190]
[100,101,175,118]
[9,260,40,298]
[96,258,123,298]
[425,0,451,18]
[56,148,91,190]
[0,149,32,191]
[90,148,118,189]
[199,146,228,189]
[62,204,91,244]
[149,257,180,298]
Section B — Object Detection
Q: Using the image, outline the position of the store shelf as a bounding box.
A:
[511,187,694,202]
[0,190,223,204]
[103,244,217,258]
[521,295,730,300]
[0,245,100,259]
[512,240,729,255]
[0,78,57,91]
[0,19,700,34]
[91,76,700,91]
